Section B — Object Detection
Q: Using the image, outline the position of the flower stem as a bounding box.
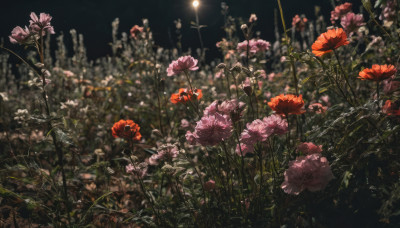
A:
[333,50,358,105]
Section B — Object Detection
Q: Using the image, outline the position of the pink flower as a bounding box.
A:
[297,142,323,155]
[236,39,270,57]
[262,114,288,135]
[380,0,397,23]
[180,119,191,129]
[167,56,199,76]
[130,25,144,39]
[281,154,334,195]
[9,26,32,44]
[249,14,257,23]
[188,113,233,146]
[308,103,328,114]
[240,119,270,145]
[148,144,180,166]
[203,99,246,122]
[292,14,308,32]
[235,143,254,156]
[254,39,271,52]
[203,100,219,116]
[330,2,352,24]
[126,162,148,178]
[29,12,55,35]
[340,13,365,35]
[185,131,197,145]
[255,69,267,79]
[204,180,216,191]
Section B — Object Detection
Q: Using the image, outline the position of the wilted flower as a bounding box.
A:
[170,88,203,104]
[358,64,397,82]
[242,77,253,96]
[29,12,55,35]
[268,94,305,116]
[187,113,233,146]
[130,25,144,39]
[9,26,33,44]
[382,100,400,116]
[312,28,349,57]
[111,119,142,141]
[281,154,334,195]
[297,142,323,155]
[167,56,199,76]
[340,13,365,35]
[292,14,308,32]
[330,2,352,24]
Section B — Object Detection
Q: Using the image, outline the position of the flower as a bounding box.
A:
[167,56,199,76]
[383,76,400,94]
[130,25,144,39]
[330,2,352,24]
[29,12,55,35]
[111,119,142,141]
[312,28,350,56]
[249,14,257,23]
[170,88,203,104]
[126,162,148,178]
[242,77,253,96]
[297,142,323,155]
[262,114,288,135]
[281,154,334,195]
[380,0,397,24]
[236,39,270,57]
[268,94,305,116]
[240,119,270,145]
[292,14,308,32]
[308,103,328,114]
[204,180,216,191]
[148,144,179,166]
[340,13,365,35]
[358,64,397,82]
[382,100,400,116]
[235,143,254,156]
[9,26,32,44]
[187,113,233,146]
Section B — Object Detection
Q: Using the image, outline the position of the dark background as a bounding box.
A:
[1,0,340,61]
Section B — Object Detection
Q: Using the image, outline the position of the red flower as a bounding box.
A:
[170,88,203,104]
[382,100,400,116]
[311,28,349,57]
[111,119,142,141]
[358,64,397,82]
[268,94,305,116]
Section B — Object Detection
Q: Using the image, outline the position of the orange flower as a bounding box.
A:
[382,100,400,116]
[311,28,349,56]
[268,94,305,116]
[112,119,142,141]
[358,64,397,82]
[170,88,203,104]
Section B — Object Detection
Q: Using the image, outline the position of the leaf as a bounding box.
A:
[80,191,114,223]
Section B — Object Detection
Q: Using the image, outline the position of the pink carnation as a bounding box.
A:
[203,99,246,122]
[240,119,270,145]
[330,2,352,24]
[340,12,365,35]
[148,144,180,166]
[281,154,334,195]
[9,26,32,44]
[262,114,288,135]
[29,12,55,35]
[185,131,197,145]
[236,39,270,57]
[167,56,199,76]
[297,142,323,155]
[235,143,254,156]
[187,113,233,146]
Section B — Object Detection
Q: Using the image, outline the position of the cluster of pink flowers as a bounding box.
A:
[126,162,148,178]
[380,0,397,23]
[203,99,246,123]
[236,39,271,57]
[236,115,288,156]
[340,12,365,35]
[330,2,352,24]
[148,144,180,166]
[308,103,328,114]
[292,14,308,32]
[167,56,199,76]
[281,154,334,195]
[297,142,323,155]
[9,12,55,45]
[186,112,233,146]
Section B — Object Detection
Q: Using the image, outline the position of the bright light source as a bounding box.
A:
[192,0,199,8]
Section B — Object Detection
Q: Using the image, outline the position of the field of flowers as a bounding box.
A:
[1,0,400,227]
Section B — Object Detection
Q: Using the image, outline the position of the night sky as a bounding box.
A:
[1,0,338,60]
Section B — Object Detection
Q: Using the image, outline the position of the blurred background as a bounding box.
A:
[1,0,340,60]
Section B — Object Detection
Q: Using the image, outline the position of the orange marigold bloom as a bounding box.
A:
[311,28,349,56]
[268,94,305,116]
[382,100,400,116]
[112,119,142,141]
[170,88,203,104]
[358,64,397,82]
